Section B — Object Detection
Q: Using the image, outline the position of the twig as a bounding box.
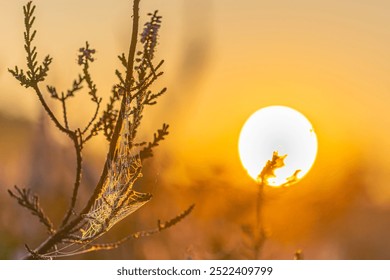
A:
[8,186,54,235]
[45,204,195,258]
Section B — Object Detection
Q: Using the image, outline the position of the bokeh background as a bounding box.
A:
[1,0,390,259]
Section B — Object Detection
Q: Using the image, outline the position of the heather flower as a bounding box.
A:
[140,11,162,59]
[78,43,96,65]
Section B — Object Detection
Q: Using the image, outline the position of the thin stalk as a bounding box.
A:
[60,93,69,129]
[60,131,83,227]
[33,84,73,137]
[79,0,140,217]
[254,182,265,259]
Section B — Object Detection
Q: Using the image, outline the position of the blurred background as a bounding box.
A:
[1,0,390,259]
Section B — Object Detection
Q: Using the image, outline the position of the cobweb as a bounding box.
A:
[80,114,152,241]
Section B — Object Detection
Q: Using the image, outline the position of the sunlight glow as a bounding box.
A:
[238,106,318,187]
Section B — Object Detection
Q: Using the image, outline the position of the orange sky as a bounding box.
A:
[2,0,390,205]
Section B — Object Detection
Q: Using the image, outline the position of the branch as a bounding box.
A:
[22,2,143,259]
[8,2,52,88]
[25,244,52,260]
[145,87,167,105]
[80,0,141,218]
[81,44,102,135]
[16,0,187,260]
[60,130,83,227]
[34,84,74,137]
[140,123,169,160]
[53,204,195,257]
[8,186,54,235]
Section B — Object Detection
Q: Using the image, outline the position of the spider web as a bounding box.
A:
[80,114,152,240]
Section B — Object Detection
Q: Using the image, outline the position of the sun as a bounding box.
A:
[238,106,318,187]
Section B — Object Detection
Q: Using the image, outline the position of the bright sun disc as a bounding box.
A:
[238,106,318,187]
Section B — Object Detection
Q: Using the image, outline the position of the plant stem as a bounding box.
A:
[60,131,83,227]
[79,0,140,218]
[33,84,73,137]
[23,0,141,259]
[254,182,265,259]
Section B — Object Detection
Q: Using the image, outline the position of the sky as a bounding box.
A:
[1,0,390,259]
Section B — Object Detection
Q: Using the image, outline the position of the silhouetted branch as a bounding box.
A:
[25,244,51,260]
[8,186,54,235]
[60,130,83,227]
[51,204,195,257]
[10,0,193,259]
[140,123,169,160]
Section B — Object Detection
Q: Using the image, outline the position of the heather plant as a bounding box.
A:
[8,0,193,259]
[241,151,302,259]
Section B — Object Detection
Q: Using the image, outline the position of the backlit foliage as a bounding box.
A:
[257,151,301,187]
[242,151,301,259]
[8,1,193,259]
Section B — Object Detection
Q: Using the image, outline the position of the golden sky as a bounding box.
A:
[2,0,390,192]
[2,0,390,259]
[1,0,390,195]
